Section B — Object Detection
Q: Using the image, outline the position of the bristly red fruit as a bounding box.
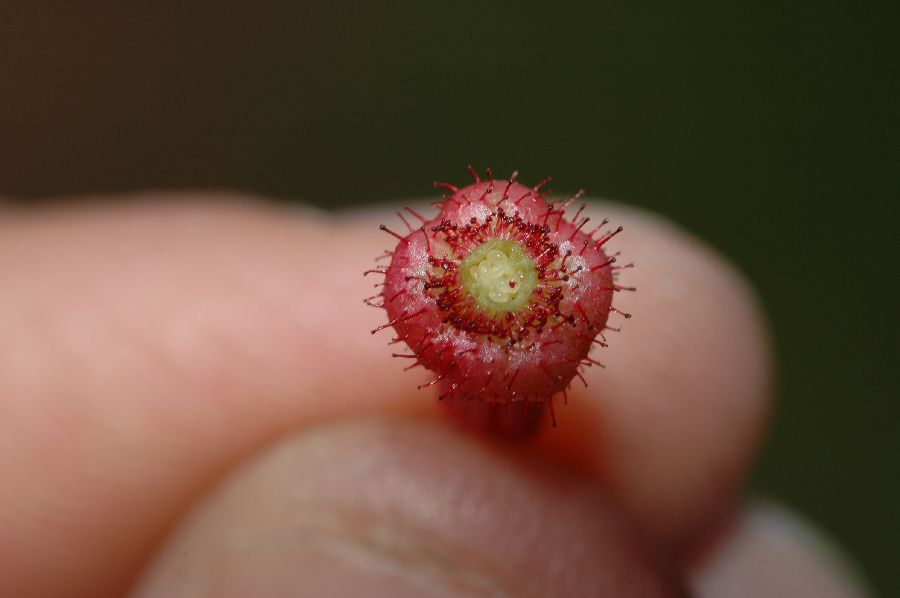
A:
[368,167,633,427]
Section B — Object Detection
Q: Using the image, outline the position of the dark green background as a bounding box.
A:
[2,3,896,594]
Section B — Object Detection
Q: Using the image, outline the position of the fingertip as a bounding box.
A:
[535,202,774,548]
[689,500,871,598]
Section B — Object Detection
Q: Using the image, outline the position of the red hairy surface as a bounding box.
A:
[368,168,632,427]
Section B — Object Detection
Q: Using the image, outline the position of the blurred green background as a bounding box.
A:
[2,3,896,594]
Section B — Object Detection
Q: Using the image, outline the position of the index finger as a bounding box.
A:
[0,195,770,596]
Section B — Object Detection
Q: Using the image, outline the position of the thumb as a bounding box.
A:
[132,417,686,598]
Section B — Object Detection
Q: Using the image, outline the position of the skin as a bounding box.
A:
[0,194,869,597]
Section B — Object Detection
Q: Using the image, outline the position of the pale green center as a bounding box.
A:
[460,239,537,313]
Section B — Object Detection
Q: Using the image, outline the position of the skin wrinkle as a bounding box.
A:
[278,441,518,593]
[288,509,513,596]
[284,432,534,593]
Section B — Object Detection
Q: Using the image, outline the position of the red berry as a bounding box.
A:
[369,168,632,427]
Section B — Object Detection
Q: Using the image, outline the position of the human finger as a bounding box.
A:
[0,194,769,595]
[689,500,870,598]
[132,417,685,598]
